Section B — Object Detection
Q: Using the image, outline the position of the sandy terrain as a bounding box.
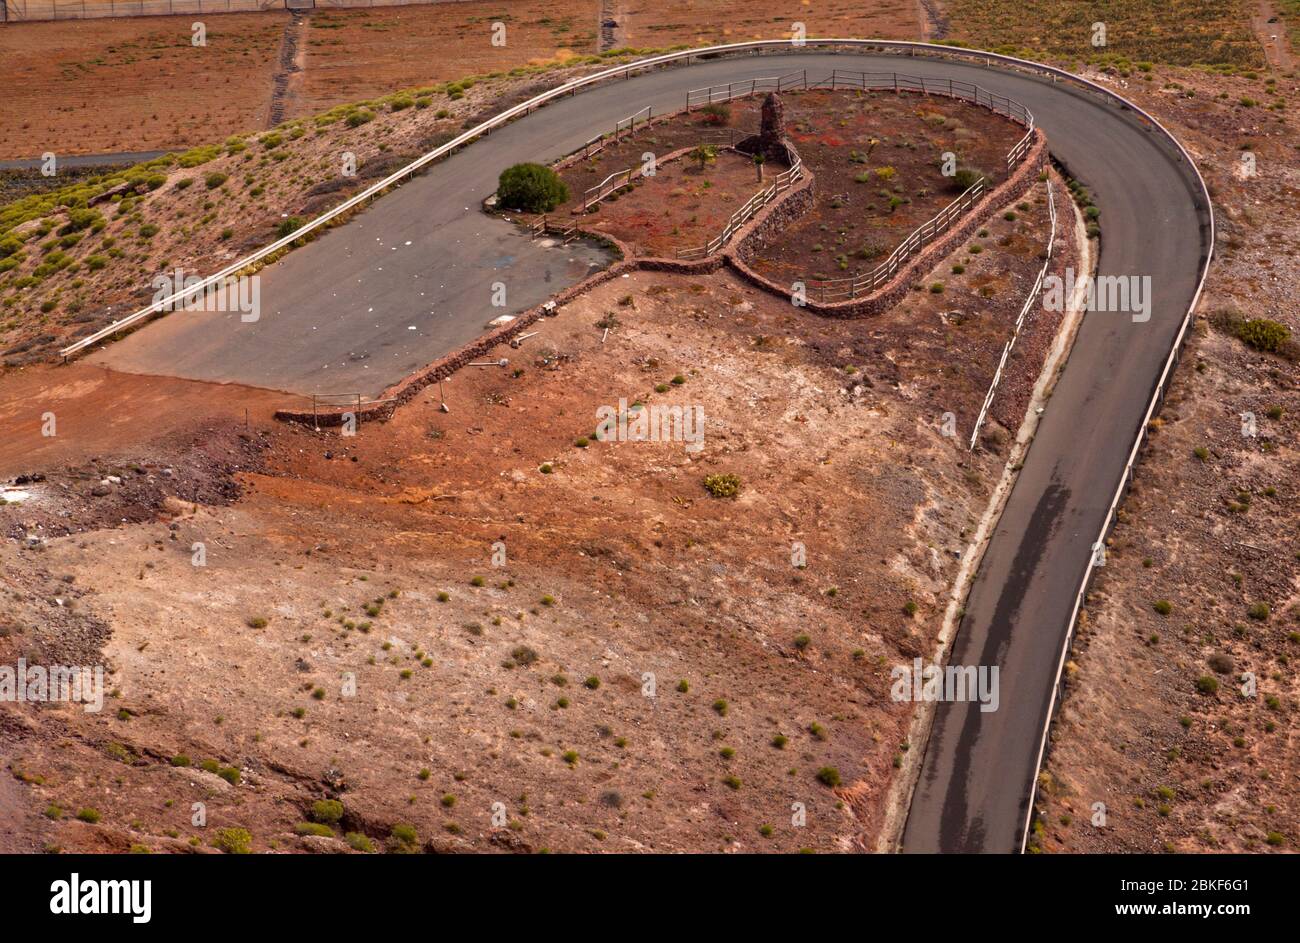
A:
[0,0,926,160]
[616,0,920,49]
[0,13,287,159]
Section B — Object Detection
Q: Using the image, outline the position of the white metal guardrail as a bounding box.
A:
[583,167,635,211]
[48,39,1214,856]
[968,179,1057,449]
[684,70,809,108]
[824,69,1035,133]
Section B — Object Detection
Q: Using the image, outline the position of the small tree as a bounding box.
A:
[752,152,766,181]
[689,144,718,173]
[497,162,569,213]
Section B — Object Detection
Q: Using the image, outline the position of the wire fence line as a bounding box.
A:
[0,0,456,22]
[967,178,1057,449]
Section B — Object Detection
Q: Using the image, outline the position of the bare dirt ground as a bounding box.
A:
[566,148,769,258]
[747,88,1025,285]
[0,0,925,160]
[615,0,921,48]
[0,1,608,160]
[0,193,1064,849]
[289,1,601,119]
[1251,0,1298,72]
[7,0,1292,856]
[0,14,288,159]
[1033,62,1299,853]
[0,362,283,483]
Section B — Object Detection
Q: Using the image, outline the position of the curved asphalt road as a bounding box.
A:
[90,51,1211,851]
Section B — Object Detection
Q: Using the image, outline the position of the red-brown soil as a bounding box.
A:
[0,0,927,160]
[616,0,922,48]
[559,146,773,258]
[0,14,288,159]
[0,217,1068,850]
[751,88,1026,285]
[292,1,600,119]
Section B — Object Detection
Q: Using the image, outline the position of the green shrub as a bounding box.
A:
[703,473,741,498]
[390,824,418,845]
[816,766,842,787]
[1235,318,1290,354]
[63,208,101,233]
[212,827,252,854]
[496,162,569,213]
[204,172,228,190]
[295,821,334,837]
[698,102,731,126]
[310,799,345,824]
[951,166,986,191]
[345,832,375,852]
[76,808,101,824]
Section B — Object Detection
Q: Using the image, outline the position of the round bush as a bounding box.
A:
[497,163,569,213]
[1235,318,1290,354]
[950,166,987,192]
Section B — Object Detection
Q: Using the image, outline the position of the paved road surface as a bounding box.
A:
[88,50,1212,850]
[0,150,167,172]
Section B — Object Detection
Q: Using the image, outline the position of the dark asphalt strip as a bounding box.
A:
[0,150,167,171]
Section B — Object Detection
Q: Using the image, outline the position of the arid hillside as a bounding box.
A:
[1033,57,1299,854]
